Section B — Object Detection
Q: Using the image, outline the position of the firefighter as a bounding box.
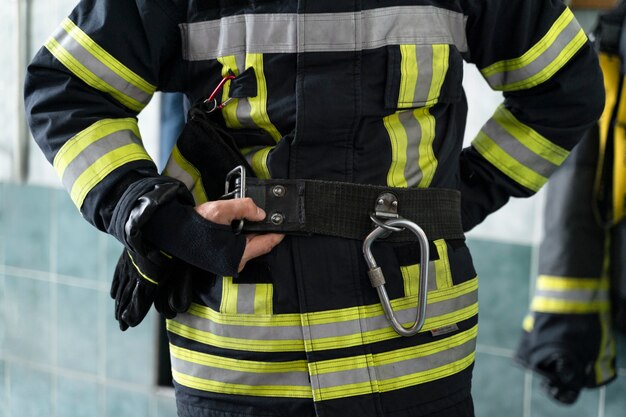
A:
[24,0,604,416]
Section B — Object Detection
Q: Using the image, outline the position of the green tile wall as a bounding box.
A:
[1,183,626,417]
[0,184,175,417]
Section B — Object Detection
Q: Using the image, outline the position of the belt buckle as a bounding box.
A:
[222,165,247,234]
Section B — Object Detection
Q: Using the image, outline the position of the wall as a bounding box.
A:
[1,2,624,417]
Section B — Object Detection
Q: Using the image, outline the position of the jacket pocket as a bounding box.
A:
[385,44,462,110]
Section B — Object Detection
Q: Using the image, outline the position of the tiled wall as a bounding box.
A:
[0,183,177,417]
[2,1,623,416]
[1,182,625,417]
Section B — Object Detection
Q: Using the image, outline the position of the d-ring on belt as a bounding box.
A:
[223,166,464,337]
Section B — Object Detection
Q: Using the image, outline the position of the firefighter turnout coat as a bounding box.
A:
[516,3,626,404]
[24,0,604,416]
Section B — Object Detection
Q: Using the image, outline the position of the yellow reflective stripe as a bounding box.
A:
[537,275,608,291]
[250,146,272,179]
[127,252,158,285]
[53,118,139,179]
[427,44,449,103]
[220,277,239,314]
[172,369,313,399]
[70,143,152,207]
[398,45,418,106]
[311,327,477,400]
[434,240,452,289]
[416,107,437,188]
[595,238,616,383]
[254,284,273,315]
[384,113,409,187]
[595,309,616,384]
[614,126,626,222]
[305,277,477,325]
[60,18,156,94]
[45,37,144,112]
[522,314,534,332]
[598,53,621,145]
[473,131,547,192]
[401,264,419,297]
[217,56,242,129]
[175,279,477,353]
[501,30,586,91]
[481,9,574,76]
[530,297,609,314]
[381,352,474,392]
[481,9,587,91]
[493,106,569,166]
[164,145,209,204]
[170,344,306,373]
[188,277,477,328]
[305,303,477,352]
[167,319,306,352]
[246,53,281,141]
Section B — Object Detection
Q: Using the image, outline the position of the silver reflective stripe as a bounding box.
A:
[398,110,424,187]
[412,46,434,106]
[481,117,559,178]
[484,17,582,89]
[61,132,142,193]
[175,287,477,349]
[237,284,257,314]
[181,6,468,61]
[171,353,310,388]
[163,155,196,191]
[310,329,476,391]
[534,288,609,303]
[232,55,258,128]
[51,25,152,107]
[308,289,475,341]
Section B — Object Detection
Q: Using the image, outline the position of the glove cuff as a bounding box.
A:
[109,177,193,254]
[142,199,246,277]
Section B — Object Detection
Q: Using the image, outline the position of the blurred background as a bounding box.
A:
[1,1,625,416]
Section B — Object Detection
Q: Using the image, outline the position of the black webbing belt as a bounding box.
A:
[240,178,464,242]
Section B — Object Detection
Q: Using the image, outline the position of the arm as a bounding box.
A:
[24,0,280,276]
[460,0,605,231]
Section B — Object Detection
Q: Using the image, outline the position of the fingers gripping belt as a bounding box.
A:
[241,178,464,242]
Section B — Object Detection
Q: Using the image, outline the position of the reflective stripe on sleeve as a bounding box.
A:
[472,105,569,192]
[530,275,610,314]
[53,118,153,208]
[181,7,468,60]
[45,18,155,112]
[168,277,478,353]
[480,8,587,91]
[162,145,209,205]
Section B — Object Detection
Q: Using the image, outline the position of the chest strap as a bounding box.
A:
[239,177,464,242]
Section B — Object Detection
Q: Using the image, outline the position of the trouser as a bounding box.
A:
[175,395,475,417]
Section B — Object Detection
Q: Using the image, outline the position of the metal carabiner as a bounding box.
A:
[202,74,236,113]
[362,217,430,337]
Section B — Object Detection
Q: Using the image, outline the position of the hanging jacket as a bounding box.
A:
[24,0,604,416]
[515,3,626,405]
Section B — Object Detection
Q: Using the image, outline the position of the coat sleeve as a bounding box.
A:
[23,0,188,242]
[459,0,605,231]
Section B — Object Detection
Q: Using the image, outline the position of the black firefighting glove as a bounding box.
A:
[536,352,585,405]
[110,248,194,331]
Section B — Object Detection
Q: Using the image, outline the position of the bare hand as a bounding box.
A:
[194,198,285,272]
